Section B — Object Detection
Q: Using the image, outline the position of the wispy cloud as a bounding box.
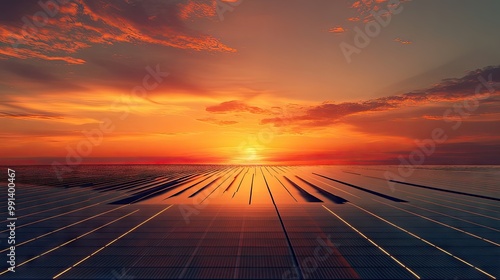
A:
[206,100,270,114]
[394,37,412,45]
[0,111,98,125]
[0,112,63,120]
[178,0,217,20]
[260,66,500,129]
[0,0,236,64]
[328,26,346,33]
[197,117,238,126]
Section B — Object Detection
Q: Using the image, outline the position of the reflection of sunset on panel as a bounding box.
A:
[1,0,500,166]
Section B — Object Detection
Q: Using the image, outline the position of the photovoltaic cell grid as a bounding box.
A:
[0,165,498,279]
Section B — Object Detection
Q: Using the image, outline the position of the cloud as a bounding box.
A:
[178,0,217,20]
[196,117,238,126]
[328,26,346,33]
[0,48,86,64]
[0,112,63,120]
[0,111,98,125]
[260,66,500,129]
[260,101,386,128]
[0,95,102,124]
[421,66,499,97]
[206,100,270,114]
[0,0,236,64]
[348,0,410,24]
[394,37,412,45]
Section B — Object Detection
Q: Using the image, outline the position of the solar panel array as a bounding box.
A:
[0,165,498,279]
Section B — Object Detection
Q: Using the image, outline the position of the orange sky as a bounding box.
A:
[0,0,499,165]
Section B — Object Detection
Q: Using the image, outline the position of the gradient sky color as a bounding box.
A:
[1,0,499,165]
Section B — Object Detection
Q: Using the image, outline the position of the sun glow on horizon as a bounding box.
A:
[229,146,266,165]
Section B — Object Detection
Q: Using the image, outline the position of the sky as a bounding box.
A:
[0,0,499,165]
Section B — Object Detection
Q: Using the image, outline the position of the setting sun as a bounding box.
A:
[245,147,258,162]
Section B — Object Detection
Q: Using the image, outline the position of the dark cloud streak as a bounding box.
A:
[260,66,500,128]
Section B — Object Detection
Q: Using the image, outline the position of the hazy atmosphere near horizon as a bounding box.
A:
[1,0,499,165]
[0,1,499,280]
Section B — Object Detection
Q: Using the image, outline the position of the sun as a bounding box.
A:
[231,146,264,164]
[245,147,258,161]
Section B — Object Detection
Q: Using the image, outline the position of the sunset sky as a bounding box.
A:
[1,0,499,165]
